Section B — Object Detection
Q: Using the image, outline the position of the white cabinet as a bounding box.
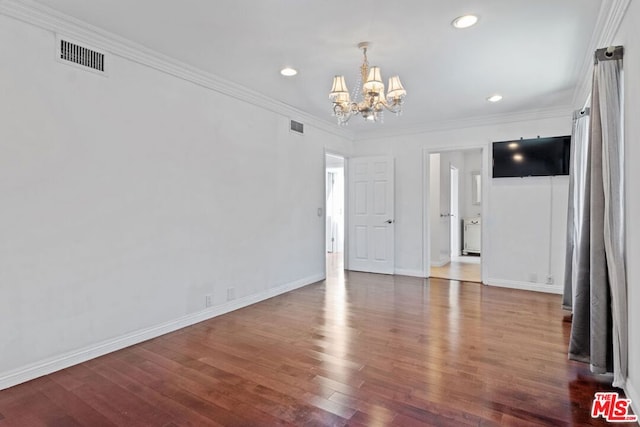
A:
[463,218,481,255]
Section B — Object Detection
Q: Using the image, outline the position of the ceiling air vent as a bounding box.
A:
[57,37,106,74]
[290,120,304,135]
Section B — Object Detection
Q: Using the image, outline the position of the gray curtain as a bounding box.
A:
[563,46,627,388]
[562,108,590,311]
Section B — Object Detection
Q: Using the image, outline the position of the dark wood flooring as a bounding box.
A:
[0,264,634,426]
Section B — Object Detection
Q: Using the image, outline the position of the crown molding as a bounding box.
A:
[354,106,573,141]
[0,0,354,141]
[1,0,617,144]
[571,0,631,108]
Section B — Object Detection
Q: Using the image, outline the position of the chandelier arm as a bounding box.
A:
[333,103,345,118]
[333,102,356,124]
[379,99,403,114]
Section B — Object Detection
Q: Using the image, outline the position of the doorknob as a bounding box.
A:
[385,219,394,224]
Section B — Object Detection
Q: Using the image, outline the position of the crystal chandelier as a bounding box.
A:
[329,42,406,125]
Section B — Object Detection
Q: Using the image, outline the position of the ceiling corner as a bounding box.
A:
[571,0,632,108]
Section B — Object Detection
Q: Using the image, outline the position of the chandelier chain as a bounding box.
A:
[360,47,369,87]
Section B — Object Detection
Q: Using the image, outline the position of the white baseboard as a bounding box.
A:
[624,377,640,424]
[394,268,425,278]
[0,273,324,391]
[487,278,563,294]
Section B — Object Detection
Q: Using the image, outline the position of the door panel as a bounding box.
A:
[355,182,367,214]
[348,156,395,274]
[355,226,368,259]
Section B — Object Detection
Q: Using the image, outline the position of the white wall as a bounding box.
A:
[488,175,569,288]
[611,0,640,410]
[0,14,352,387]
[353,116,571,291]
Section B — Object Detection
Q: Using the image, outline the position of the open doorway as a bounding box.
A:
[326,153,345,274]
[429,149,482,283]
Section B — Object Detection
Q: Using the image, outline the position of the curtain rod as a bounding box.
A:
[594,45,623,64]
[573,107,590,120]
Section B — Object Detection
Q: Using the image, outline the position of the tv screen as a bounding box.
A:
[492,136,571,178]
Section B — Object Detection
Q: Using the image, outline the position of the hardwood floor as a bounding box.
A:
[0,263,634,426]
[430,256,482,283]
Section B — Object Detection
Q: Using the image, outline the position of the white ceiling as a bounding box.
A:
[34,0,604,132]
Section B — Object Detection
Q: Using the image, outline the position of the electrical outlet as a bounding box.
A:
[205,294,212,308]
[227,288,235,301]
[546,276,554,285]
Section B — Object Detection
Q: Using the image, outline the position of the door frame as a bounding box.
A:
[423,145,489,284]
[450,165,460,258]
[324,150,349,275]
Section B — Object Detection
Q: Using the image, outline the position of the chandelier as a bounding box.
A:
[329,42,406,125]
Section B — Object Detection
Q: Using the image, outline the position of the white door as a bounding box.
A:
[450,166,460,257]
[348,156,395,274]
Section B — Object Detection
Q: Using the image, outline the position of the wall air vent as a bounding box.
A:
[57,37,106,74]
[290,120,304,135]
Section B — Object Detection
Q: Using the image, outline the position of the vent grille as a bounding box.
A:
[60,39,105,72]
[290,120,304,134]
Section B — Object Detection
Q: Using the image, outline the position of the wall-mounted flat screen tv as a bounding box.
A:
[492,136,571,178]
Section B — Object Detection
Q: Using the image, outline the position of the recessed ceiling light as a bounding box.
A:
[452,15,478,29]
[280,67,297,77]
[487,94,503,103]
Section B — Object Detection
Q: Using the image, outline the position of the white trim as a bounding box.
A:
[0,0,609,143]
[0,273,324,391]
[480,145,491,284]
[0,0,354,141]
[356,106,572,141]
[624,377,639,423]
[424,149,433,278]
[420,145,428,278]
[572,0,632,107]
[394,268,425,278]
[487,278,563,295]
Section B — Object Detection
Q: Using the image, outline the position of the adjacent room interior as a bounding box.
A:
[428,149,483,283]
[0,0,638,425]
[325,153,345,273]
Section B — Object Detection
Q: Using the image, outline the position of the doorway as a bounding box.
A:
[428,149,482,283]
[326,154,345,273]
